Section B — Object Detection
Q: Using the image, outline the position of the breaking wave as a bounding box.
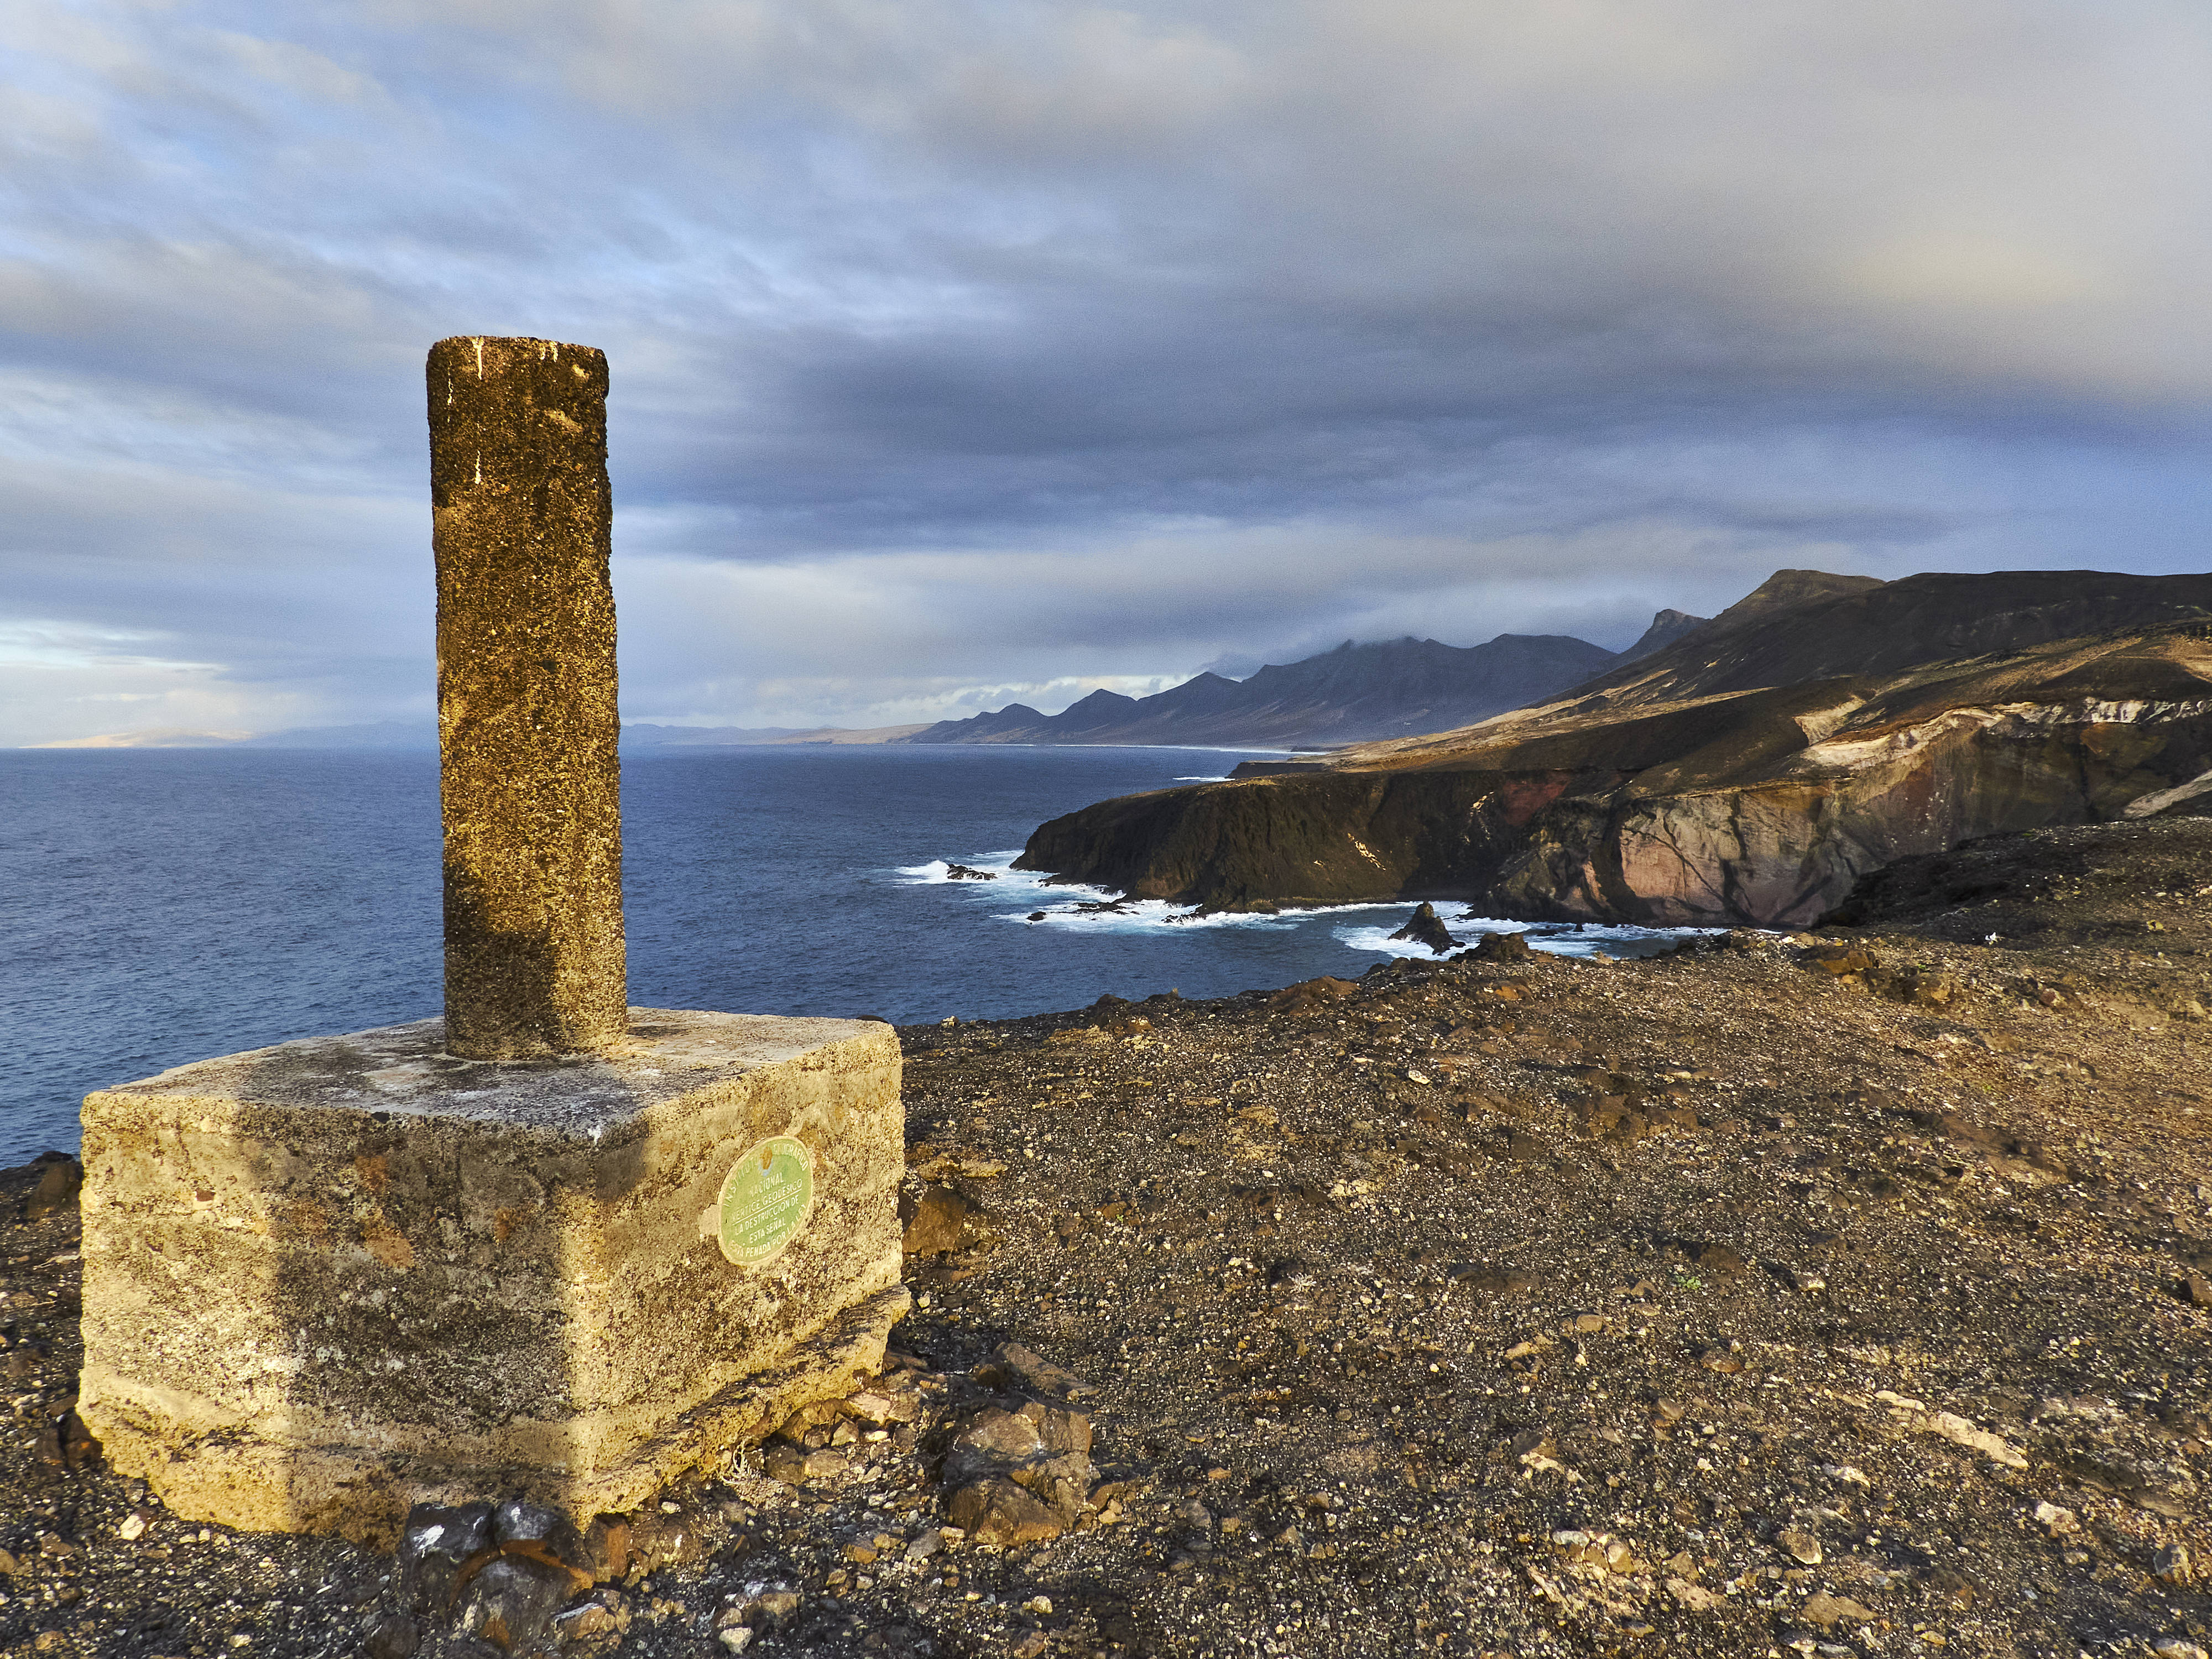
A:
[897,856,1711,957]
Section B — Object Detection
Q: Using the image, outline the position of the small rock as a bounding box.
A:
[761,1443,809,1484]
[1926,1410,2028,1469]
[1693,1242,1748,1280]
[947,1476,1067,1546]
[551,1593,628,1643]
[755,1590,802,1625]
[116,1511,148,1542]
[1798,1590,1876,1629]
[989,1341,1094,1399]
[582,1514,633,1583]
[361,1613,418,1659]
[2179,1272,2212,1308]
[23,1155,82,1223]
[2033,1500,2078,1536]
[900,1186,969,1256]
[454,1552,576,1652]
[2154,1541,2193,1584]
[1666,1577,1720,1612]
[395,1502,494,1615]
[491,1496,586,1575]
[1776,1527,1823,1566]
[844,1390,902,1427]
[1468,931,1534,963]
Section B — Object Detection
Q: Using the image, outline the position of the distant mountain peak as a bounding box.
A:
[898,630,1620,749]
[1620,608,1710,662]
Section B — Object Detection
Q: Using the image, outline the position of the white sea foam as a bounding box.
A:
[899,855,1706,956]
[1335,915,1715,961]
[894,853,1035,886]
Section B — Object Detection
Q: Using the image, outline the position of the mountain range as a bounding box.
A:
[895,611,1704,749]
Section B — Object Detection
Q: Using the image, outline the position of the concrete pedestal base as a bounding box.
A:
[76,1010,905,1545]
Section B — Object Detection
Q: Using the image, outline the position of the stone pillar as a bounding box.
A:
[429,336,625,1060]
[73,340,909,1548]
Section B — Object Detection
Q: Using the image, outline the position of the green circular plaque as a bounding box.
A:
[717,1135,816,1268]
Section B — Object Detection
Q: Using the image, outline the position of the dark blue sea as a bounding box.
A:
[0,746,1690,1165]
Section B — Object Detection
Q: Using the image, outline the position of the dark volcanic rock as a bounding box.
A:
[1465,931,1534,963]
[1386,902,1457,954]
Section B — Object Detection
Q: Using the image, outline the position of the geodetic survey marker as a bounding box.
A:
[74,337,907,1542]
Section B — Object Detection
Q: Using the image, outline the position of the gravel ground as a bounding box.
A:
[4,817,2210,1659]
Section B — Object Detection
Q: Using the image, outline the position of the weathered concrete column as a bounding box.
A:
[429,336,625,1060]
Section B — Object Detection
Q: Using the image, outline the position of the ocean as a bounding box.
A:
[0,745,1694,1164]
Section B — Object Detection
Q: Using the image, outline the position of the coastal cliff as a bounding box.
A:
[1014,570,2212,927]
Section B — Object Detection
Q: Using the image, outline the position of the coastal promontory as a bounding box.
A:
[1013,569,2212,928]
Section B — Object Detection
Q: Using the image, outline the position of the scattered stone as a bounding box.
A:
[1775,1526,1823,1566]
[1798,1592,1876,1630]
[22,1155,81,1223]
[982,1342,1095,1400]
[946,1477,1067,1546]
[1692,1241,1749,1280]
[1926,1410,2029,1470]
[1466,932,1534,963]
[2155,1541,2193,1585]
[551,1593,628,1644]
[454,1551,576,1651]
[943,864,998,881]
[2033,1500,2078,1535]
[1666,1577,1721,1612]
[901,1185,971,1256]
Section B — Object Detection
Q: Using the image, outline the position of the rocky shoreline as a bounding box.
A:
[1011,571,2212,928]
[4,816,2210,1658]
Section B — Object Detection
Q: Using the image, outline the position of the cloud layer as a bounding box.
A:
[4,0,2208,741]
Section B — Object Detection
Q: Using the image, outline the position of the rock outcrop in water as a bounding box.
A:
[1387,901,1459,954]
[1014,569,2212,927]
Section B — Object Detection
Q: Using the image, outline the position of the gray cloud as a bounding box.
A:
[2,0,2208,742]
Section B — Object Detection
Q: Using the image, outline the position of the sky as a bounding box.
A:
[4,1,2209,744]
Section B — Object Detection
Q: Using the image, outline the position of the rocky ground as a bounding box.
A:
[4,816,2212,1659]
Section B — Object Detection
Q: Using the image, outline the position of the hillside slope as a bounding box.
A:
[1013,570,2212,927]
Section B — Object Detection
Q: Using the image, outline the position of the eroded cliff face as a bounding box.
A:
[1014,596,2212,927]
